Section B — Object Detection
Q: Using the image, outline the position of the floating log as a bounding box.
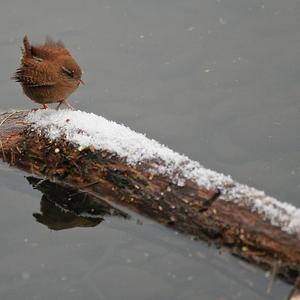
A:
[0,109,299,287]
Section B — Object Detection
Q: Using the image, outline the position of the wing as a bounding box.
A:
[45,35,65,48]
[12,58,56,87]
[31,36,70,61]
[20,35,69,61]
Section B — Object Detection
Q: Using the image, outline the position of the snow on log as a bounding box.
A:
[0,109,299,285]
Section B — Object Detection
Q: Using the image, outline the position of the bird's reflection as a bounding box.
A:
[27,176,130,230]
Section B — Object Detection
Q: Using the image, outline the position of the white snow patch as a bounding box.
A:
[224,184,300,236]
[26,109,300,237]
[26,109,233,189]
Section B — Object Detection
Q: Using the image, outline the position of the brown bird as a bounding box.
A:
[12,35,84,110]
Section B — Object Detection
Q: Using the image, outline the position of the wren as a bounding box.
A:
[12,35,84,110]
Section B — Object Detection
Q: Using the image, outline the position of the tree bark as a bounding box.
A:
[0,110,299,286]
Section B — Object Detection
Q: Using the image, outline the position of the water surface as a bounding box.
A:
[0,0,299,299]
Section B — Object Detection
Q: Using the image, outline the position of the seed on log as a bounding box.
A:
[182,198,189,204]
[170,216,176,222]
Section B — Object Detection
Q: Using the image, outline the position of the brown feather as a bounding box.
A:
[22,35,32,58]
[12,35,83,107]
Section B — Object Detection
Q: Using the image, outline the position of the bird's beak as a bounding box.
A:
[80,79,85,85]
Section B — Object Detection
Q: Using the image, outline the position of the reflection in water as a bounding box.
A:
[33,196,102,230]
[27,176,130,230]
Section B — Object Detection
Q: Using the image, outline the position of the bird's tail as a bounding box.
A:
[22,35,32,57]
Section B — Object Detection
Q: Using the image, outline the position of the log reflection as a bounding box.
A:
[27,176,130,230]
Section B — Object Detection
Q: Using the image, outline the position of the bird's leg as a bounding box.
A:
[56,101,63,110]
[62,99,75,110]
[56,100,75,110]
[42,104,48,109]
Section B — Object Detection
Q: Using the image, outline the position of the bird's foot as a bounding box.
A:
[31,104,48,112]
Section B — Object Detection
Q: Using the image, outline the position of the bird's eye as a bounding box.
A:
[61,66,74,77]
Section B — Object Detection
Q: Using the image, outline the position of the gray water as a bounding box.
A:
[0,0,299,299]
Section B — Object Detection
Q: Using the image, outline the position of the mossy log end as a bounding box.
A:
[0,110,299,286]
